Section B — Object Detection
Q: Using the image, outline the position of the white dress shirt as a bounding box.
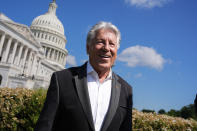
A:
[87,62,112,131]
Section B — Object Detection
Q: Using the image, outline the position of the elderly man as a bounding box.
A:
[35,21,133,131]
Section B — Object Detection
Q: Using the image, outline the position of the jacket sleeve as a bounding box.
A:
[119,85,133,131]
[34,73,60,131]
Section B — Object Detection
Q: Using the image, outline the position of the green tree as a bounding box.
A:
[158,109,166,114]
[167,109,180,117]
[180,104,197,120]
[142,109,155,113]
[166,104,197,120]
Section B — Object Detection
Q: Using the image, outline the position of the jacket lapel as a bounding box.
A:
[101,72,121,131]
[74,63,95,131]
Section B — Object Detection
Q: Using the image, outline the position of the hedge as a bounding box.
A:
[0,87,46,131]
[133,109,197,131]
[0,87,197,131]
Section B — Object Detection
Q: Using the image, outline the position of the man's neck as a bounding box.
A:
[88,62,111,83]
[97,69,110,83]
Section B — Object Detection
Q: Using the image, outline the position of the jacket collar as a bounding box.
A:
[73,62,121,131]
[100,72,121,131]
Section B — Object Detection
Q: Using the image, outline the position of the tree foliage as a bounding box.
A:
[166,104,197,120]
[142,109,155,113]
[158,109,166,114]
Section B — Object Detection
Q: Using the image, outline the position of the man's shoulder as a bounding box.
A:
[114,73,129,84]
[54,63,86,77]
[114,72,132,90]
[54,67,78,76]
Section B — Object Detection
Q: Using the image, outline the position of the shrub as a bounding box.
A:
[132,109,197,131]
[0,87,46,131]
[0,87,197,130]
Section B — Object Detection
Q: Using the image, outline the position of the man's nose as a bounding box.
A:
[103,42,110,51]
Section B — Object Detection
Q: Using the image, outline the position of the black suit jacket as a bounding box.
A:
[35,63,133,131]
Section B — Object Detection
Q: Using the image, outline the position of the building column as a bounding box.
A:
[61,54,63,65]
[60,52,63,64]
[36,32,38,37]
[0,33,6,56]
[16,44,24,66]
[44,46,47,57]
[10,41,18,64]
[57,52,61,64]
[60,53,63,65]
[54,50,57,61]
[30,54,37,75]
[39,32,42,39]
[27,51,33,75]
[60,54,64,65]
[63,54,66,66]
[57,51,60,63]
[52,49,55,60]
[47,48,51,59]
[36,57,41,75]
[21,47,28,68]
[61,53,64,65]
[46,34,49,40]
[49,49,53,60]
[2,37,12,63]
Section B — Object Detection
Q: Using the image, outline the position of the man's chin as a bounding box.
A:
[97,63,111,70]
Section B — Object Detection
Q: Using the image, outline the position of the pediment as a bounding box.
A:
[3,21,42,48]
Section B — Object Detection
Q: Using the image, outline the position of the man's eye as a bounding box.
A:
[110,43,115,47]
[96,41,104,44]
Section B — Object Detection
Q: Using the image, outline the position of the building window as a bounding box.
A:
[0,75,2,86]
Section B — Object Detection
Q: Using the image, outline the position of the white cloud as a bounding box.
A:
[117,45,166,70]
[66,55,77,66]
[125,0,172,8]
[135,73,143,78]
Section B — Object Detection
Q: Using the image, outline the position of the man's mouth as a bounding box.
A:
[99,55,111,58]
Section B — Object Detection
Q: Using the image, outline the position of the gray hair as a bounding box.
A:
[86,21,121,49]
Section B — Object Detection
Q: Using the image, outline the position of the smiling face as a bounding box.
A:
[87,28,118,74]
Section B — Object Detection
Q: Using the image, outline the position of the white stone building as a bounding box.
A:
[0,0,68,88]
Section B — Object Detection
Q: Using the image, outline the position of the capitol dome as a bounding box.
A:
[30,0,68,70]
[31,0,64,36]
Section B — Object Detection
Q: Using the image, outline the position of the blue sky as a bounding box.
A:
[1,0,197,112]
